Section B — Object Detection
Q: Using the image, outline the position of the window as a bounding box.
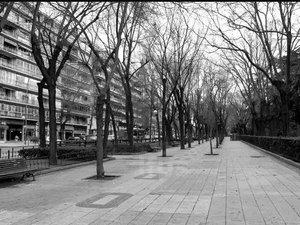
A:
[22,94,29,103]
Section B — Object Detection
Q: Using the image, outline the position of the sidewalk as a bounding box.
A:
[0,138,299,225]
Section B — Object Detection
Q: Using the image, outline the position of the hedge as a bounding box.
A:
[18,143,157,159]
[237,135,300,162]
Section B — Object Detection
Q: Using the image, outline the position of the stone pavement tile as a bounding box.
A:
[226,174,245,224]
[186,214,205,225]
[166,213,190,225]
[147,212,173,225]
[144,195,173,213]
[192,196,211,216]
[127,212,156,225]
[175,171,198,195]
[243,172,286,225]
[235,173,265,224]
[263,172,297,197]
[205,196,226,224]
[188,169,211,195]
[88,218,112,225]
[205,221,225,225]
[129,194,159,212]
[0,210,33,224]
[69,208,112,225]
[283,196,300,216]
[159,194,186,213]
[11,212,50,225]
[50,211,88,225]
[257,175,300,224]
[175,195,198,214]
[200,169,219,196]
[109,210,140,225]
[29,204,92,225]
[99,193,149,222]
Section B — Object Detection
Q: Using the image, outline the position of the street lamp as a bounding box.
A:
[22,115,27,145]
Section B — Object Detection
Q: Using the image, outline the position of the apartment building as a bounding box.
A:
[88,64,144,139]
[0,3,93,142]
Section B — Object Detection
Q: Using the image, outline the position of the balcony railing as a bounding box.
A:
[0,44,35,62]
[0,59,42,79]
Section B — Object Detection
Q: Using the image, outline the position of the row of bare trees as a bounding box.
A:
[201,2,300,136]
[4,2,296,179]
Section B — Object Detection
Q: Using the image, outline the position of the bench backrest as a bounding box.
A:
[0,158,27,173]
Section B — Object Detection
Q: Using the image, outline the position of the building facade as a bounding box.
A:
[0,3,93,142]
[88,64,144,139]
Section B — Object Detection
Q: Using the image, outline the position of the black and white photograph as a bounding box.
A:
[0,2,299,224]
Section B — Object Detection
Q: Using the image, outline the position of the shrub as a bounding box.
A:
[18,142,156,160]
[19,147,49,159]
[237,135,300,162]
[19,146,97,160]
[106,143,154,154]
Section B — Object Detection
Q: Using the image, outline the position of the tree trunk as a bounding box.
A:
[110,105,118,154]
[162,78,167,156]
[215,123,219,148]
[156,112,161,146]
[48,85,57,165]
[103,89,111,158]
[37,81,46,148]
[209,127,213,154]
[186,106,192,148]
[165,120,173,145]
[149,107,153,141]
[96,94,105,178]
[173,121,179,140]
[178,106,185,149]
[188,122,192,148]
[162,112,167,157]
[124,83,134,148]
[205,124,209,141]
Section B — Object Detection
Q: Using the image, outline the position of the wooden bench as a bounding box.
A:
[0,158,37,181]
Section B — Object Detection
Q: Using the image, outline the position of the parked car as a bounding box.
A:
[46,136,62,142]
[67,136,80,141]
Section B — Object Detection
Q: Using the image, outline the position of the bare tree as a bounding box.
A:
[203,2,300,136]
[112,2,154,148]
[76,2,129,178]
[145,7,180,157]
[30,2,107,164]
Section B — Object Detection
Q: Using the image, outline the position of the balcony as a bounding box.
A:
[0,59,42,79]
[0,94,41,107]
[0,110,22,118]
[0,43,35,63]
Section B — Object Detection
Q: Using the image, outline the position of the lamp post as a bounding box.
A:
[22,115,27,145]
[153,109,160,146]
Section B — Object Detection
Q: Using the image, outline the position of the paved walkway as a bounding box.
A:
[0,138,299,225]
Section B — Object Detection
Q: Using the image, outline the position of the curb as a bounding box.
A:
[36,157,116,176]
[240,140,300,170]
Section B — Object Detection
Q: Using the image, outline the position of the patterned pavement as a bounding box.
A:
[0,138,299,225]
